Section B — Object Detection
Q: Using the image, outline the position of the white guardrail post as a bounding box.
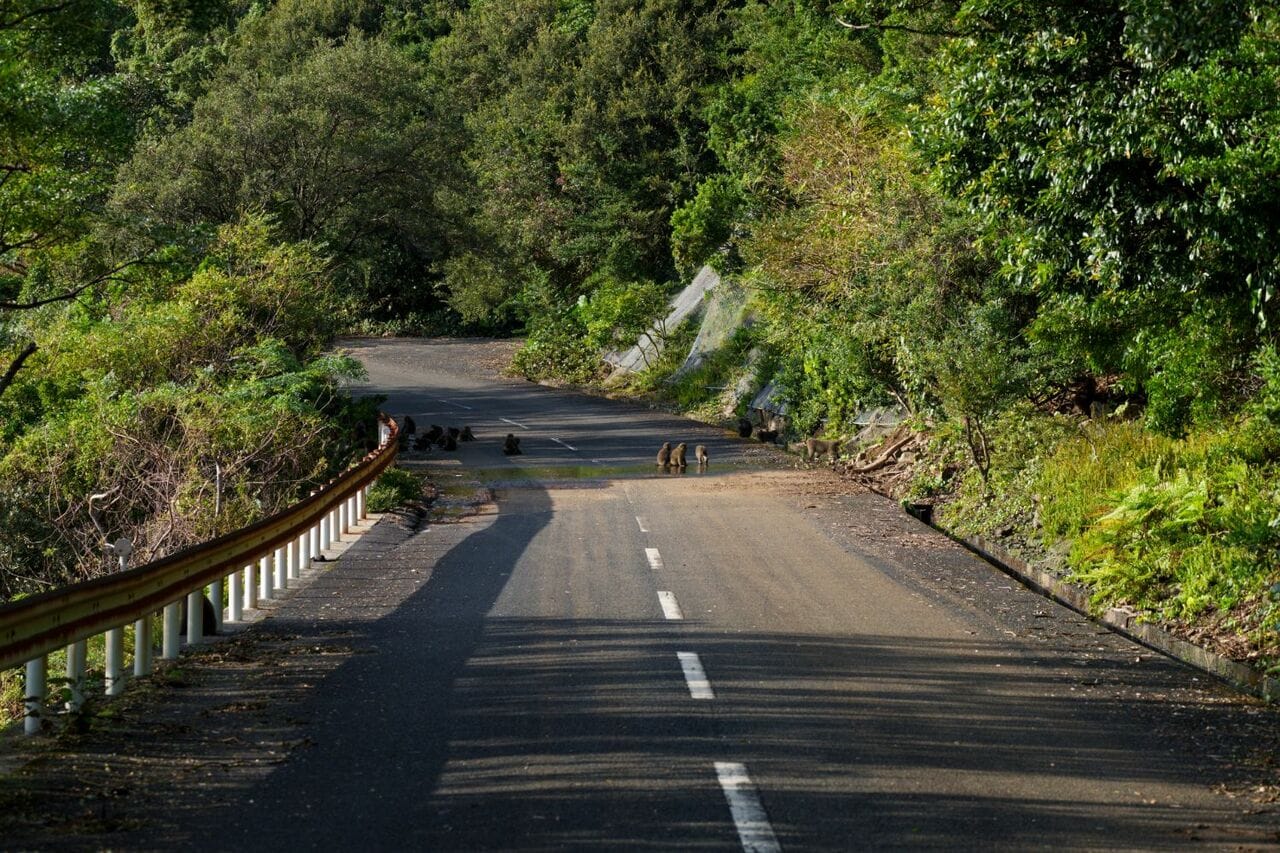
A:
[4,414,396,734]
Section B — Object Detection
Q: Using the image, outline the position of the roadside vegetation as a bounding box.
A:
[3,0,1279,674]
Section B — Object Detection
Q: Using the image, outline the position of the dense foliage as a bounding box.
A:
[5,0,1280,656]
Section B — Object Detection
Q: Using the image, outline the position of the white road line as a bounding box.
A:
[645,547,663,570]
[715,762,781,853]
[437,398,473,410]
[550,436,577,451]
[677,652,714,699]
[636,516,649,533]
[657,591,683,620]
[500,417,530,430]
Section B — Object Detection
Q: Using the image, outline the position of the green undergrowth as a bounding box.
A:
[366,467,425,512]
[931,375,1280,666]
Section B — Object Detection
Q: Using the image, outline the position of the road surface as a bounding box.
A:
[1,338,1276,850]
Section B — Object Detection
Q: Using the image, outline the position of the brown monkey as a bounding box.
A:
[736,417,753,438]
[460,426,476,441]
[424,424,444,443]
[805,437,842,462]
[756,428,778,444]
[656,442,672,468]
[447,426,460,440]
[502,433,522,455]
[695,445,708,468]
[413,433,434,451]
[671,442,688,469]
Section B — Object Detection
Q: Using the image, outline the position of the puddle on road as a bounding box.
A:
[399,458,779,486]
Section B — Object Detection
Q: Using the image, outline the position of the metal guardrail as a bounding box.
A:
[1,415,399,733]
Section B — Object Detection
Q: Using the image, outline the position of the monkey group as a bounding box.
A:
[656,441,708,472]
[398,417,481,452]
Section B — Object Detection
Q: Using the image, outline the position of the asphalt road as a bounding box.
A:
[9,338,1274,851]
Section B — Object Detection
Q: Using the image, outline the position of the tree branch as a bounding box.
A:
[0,340,37,398]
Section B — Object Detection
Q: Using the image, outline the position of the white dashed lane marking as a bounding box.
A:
[437,398,473,410]
[500,417,529,430]
[636,516,649,533]
[645,547,663,570]
[715,762,781,853]
[550,436,577,451]
[676,652,714,699]
[657,591,683,620]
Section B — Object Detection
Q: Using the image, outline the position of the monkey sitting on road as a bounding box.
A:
[671,442,688,469]
[447,426,460,440]
[756,428,778,444]
[403,415,416,436]
[502,433,522,455]
[460,426,476,441]
[439,433,458,451]
[695,445,708,469]
[656,442,672,468]
[424,424,444,443]
[736,417,753,438]
[805,437,842,463]
[413,433,434,451]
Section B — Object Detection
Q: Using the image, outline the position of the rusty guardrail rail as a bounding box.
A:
[1,415,398,734]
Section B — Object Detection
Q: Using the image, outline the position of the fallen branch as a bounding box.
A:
[846,434,914,474]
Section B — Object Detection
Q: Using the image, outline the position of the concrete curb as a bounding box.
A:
[950,530,1280,702]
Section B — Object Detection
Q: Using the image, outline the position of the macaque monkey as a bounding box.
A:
[756,428,778,444]
[502,433,522,455]
[805,437,842,462]
[671,442,688,469]
[413,433,434,451]
[440,434,458,451]
[403,416,417,436]
[447,426,460,440]
[656,442,672,468]
[736,417,753,438]
[460,426,476,441]
[695,445,708,468]
[424,424,444,443]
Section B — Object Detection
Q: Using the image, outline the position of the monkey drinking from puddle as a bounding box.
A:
[695,445,708,468]
[656,442,671,468]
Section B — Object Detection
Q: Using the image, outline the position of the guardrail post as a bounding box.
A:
[245,562,257,610]
[24,656,45,735]
[259,555,272,602]
[186,590,204,644]
[319,513,330,551]
[298,531,310,573]
[210,578,223,633]
[338,500,348,538]
[65,640,86,711]
[105,627,125,695]
[358,486,367,520]
[229,568,242,622]
[287,538,298,581]
[134,617,152,676]
[162,601,181,659]
[273,545,286,592]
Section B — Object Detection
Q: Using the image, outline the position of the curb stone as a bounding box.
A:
[928,523,1280,702]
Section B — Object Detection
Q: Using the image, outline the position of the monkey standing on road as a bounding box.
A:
[805,437,842,463]
[671,442,688,469]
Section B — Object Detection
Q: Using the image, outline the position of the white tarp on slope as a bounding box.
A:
[604,265,721,374]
